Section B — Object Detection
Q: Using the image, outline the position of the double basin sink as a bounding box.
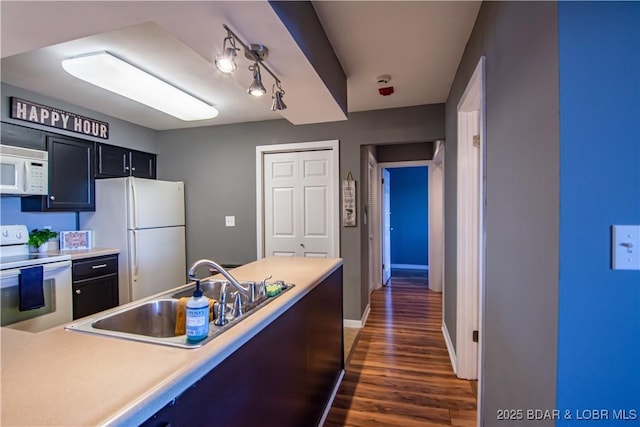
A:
[66,279,293,348]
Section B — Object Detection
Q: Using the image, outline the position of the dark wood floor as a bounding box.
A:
[325,270,477,427]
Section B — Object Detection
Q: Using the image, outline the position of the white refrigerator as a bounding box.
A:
[79,177,186,304]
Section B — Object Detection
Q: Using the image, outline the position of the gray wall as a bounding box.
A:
[156,104,444,321]
[445,2,559,425]
[1,83,158,153]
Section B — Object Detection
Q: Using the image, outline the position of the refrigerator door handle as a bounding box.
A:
[132,230,139,276]
[130,177,138,229]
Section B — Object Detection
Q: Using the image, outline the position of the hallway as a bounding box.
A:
[326,271,477,427]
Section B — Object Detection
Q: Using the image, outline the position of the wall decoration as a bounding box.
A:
[342,172,357,227]
[60,230,92,250]
[10,97,109,139]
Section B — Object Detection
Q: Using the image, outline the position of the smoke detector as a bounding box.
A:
[376,74,394,96]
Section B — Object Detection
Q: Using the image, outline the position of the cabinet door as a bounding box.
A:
[129,150,156,179]
[21,135,95,211]
[0,122,46,150]
[47,136,95,210]
[72,275,119,320]
[96,143,129,178]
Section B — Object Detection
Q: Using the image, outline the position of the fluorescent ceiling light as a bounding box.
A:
[62,51,218,121]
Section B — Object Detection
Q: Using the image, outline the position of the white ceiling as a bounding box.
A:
[0,1,480,131]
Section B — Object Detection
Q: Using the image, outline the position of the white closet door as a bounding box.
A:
[299,150,332,258]
[264,150,333,258]
[264,152,299,257]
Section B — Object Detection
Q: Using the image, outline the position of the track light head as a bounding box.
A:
[247,63,266,97]
[270,83,287,111]
[215,36,238,74]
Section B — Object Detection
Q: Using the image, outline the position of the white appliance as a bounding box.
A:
[79,177,186,304]
[0,225,72,332]
[0,144,48,195]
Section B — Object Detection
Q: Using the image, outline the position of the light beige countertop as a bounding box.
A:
[0,256,342,427]
[42,247,120,261]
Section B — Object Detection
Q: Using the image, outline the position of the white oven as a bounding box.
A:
[0,144,48,196]
[0,225,72,332]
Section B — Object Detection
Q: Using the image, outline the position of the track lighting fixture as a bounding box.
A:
[215,24,286,111]
[270,82,287,111]
[247,63,266,97]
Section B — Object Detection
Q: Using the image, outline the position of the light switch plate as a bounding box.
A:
[612,225,640,270]
[225,216,235,227]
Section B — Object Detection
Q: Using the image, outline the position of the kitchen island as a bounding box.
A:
[0,257,343,426]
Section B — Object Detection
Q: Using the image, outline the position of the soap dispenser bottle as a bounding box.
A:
[186,280,210,342]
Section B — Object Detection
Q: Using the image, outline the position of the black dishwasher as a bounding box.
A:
[72,255,119,320]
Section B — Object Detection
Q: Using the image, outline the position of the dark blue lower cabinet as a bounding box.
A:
[141,266,344,427]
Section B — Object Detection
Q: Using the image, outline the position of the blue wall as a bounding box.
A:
[389,166,428,266]
[557,2,640,424]
[0,196,77,233]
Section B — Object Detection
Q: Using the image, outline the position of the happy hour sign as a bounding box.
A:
[10,97,109,139]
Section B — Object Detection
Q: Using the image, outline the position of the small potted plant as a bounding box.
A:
[28,229,59,253]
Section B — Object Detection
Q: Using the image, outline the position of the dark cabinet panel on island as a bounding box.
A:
[72,255,119,320]
[21,135,95,211]
[96,143,156,179]
[141,266,344,427]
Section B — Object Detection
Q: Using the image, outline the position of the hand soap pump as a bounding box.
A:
[186,280,210,342]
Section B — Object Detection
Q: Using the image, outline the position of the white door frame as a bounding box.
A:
[381,168,391,285]
[428,147,445,293]
[256,140,340,259]
[367,152,381,291]
[455,56,485,424]
[377,160,436,286]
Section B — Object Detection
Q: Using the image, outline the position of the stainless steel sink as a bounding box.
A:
[92,299,180,338]
[65,281,294,348]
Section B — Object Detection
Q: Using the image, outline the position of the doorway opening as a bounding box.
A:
[386,166,429,275]
[373,160,444,294]
[454,56,485,427]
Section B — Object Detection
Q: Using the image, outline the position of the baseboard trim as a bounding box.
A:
[391,264,429,271]
[343,304,371,329]
[318,369,345,427]
[361,303,371,327]
[442,322,457,375]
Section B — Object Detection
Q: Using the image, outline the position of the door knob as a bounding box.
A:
[50,195,56,200]
[75,289,81,295]
[300,243,305,248]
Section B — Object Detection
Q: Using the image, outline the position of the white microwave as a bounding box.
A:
[0,144,48,196]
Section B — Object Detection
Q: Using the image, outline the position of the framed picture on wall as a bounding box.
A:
[343,173,357,227]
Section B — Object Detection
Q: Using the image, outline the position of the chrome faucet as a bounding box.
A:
[187,259,251,327]
[187,259,251,297]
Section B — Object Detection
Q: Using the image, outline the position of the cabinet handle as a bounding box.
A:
[75,289,81,295]
[125,166,129,171]
[91,264,108,269]
[131,167,136,171]
[50,195,56,200]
